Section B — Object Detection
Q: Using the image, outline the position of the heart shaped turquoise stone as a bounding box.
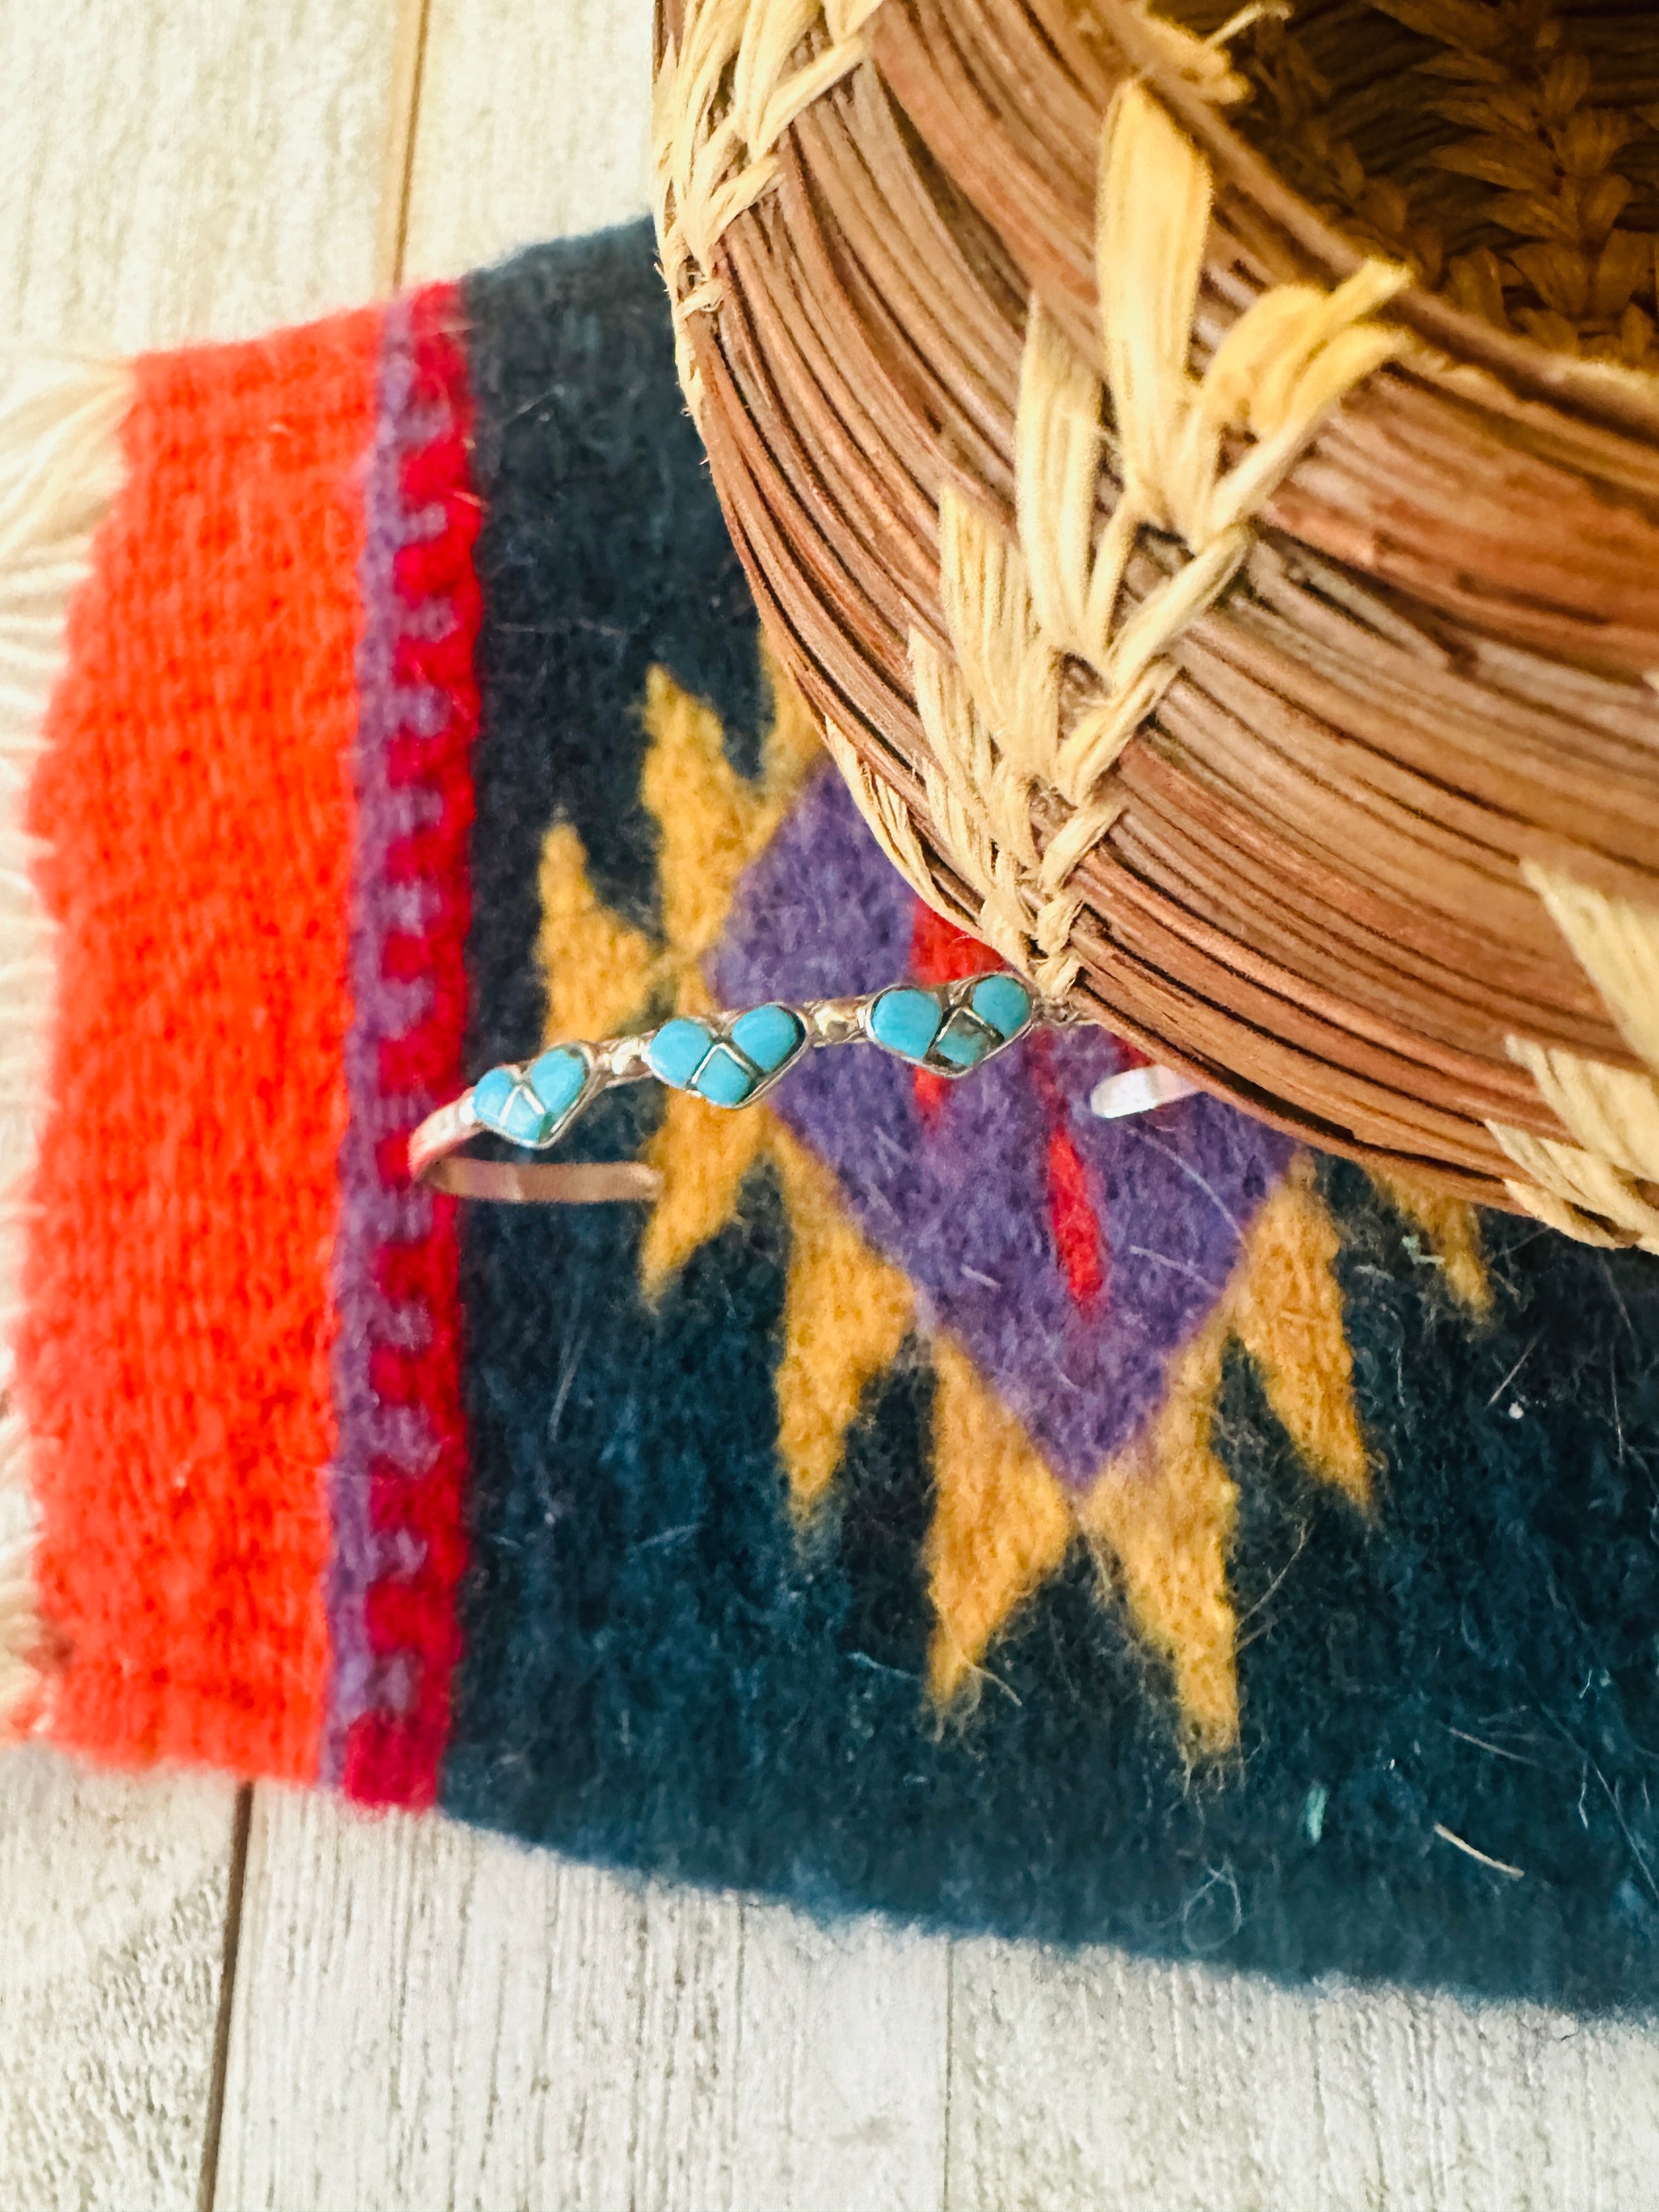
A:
[868,986,944,1064]
[649,1005,805,1107]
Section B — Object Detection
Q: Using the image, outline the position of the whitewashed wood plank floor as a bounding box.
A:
[3,4,1659,2208]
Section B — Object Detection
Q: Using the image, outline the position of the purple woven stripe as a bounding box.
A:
[714,769,1293,1486]
[321,300,456,1781]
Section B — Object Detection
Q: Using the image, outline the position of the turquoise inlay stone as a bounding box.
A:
[500,1082,556,1144]
[524,1044,588,1125]
[932,1009,996,1071]
[868,986,944,1064]
[970,973,1033,1042]
[692,1042,756,1107]
[471,1065,521,1135]
[729,1002,804,1075]
[472,1066,558,1147]
[648,1016,715,1090]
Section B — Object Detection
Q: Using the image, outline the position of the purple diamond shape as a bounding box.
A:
[713,769,1293,1487]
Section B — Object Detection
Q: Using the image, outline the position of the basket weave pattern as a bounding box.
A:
[653,0,1659,1248]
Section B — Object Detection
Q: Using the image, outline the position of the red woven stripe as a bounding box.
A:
[341,286,481,1807]
[1030,1032,1108,1313]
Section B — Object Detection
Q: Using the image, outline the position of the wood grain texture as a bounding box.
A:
[399,0,652,286]
[947,1936,1659,2212]
[218,1788,949,2212]
[0,7,405,2211]
[0,0,405,350]
[733,1900,949,2212]
[0,1750,238,2212]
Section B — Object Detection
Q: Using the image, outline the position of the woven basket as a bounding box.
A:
[652,0,1659,1248]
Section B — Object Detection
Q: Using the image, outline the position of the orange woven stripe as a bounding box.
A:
[19,313,380,1779]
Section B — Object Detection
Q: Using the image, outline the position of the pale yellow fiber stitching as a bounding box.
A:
[652,0,880,409]
[819,717,960,929]
[1496,859,1659,1250]
[1487,1122,1659,1254]
[911,78,1410,995]
[1522,861,1659,1071]
[1506,1039,1659,1186]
